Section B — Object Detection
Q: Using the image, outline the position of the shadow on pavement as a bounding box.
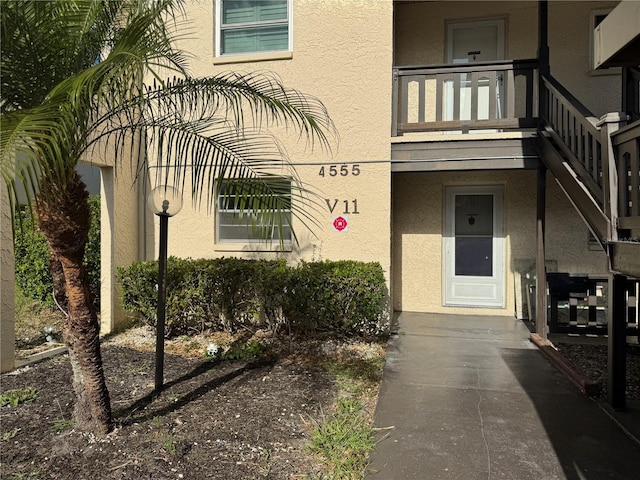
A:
[502,346,640,480]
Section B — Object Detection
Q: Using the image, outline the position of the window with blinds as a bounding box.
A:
[216,179,292,243]
[218,0,290,55]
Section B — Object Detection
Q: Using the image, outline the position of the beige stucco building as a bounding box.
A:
[65,0,640,327]
[2,1,639,374]
[134,0,628,322]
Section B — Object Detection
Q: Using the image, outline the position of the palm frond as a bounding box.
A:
[80,72,336,231]
[1,0,335,245]
[52,0,190,112]
[0,106,81,206]
[154,73,338,152]
[89,109,324,242]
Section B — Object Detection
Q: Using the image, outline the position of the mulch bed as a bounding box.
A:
[5,328,638,479]
[554,342,640,399]
[1,342,336,479]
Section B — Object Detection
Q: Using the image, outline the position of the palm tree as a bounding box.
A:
[1,0,334,436]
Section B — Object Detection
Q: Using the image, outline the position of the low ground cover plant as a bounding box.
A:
[14,288,65,350]
[0,387,37,407]
[118,258,389,337]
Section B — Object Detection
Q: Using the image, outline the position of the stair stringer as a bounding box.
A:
[538,131,610,250]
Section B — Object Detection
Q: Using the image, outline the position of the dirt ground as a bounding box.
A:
[1,328,385,480]
[3,321,639,480]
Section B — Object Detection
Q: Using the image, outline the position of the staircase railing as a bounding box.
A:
[540,73,640,277]
[540,71,639,410]
[539,75,604,207]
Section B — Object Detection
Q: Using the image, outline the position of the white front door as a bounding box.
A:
[445,19,505,122]
[444,186,504,307]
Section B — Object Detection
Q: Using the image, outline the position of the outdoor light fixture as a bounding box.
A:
[147,185,183,392]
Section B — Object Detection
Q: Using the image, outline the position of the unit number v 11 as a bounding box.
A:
[326,199,360,214]
[319,165,360,177]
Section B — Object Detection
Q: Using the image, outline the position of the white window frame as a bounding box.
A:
[215,178,293,244]
[215,0,292,58]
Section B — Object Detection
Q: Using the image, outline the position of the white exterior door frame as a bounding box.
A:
[443,185,505,308]
[446,18,505,64]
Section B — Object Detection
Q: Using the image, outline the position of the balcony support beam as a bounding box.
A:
[538,0,550,75]
[536,165,548,339]
[608,273,627,410]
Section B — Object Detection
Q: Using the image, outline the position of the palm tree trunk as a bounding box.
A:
[36,173,113,435]
[49,252,68,313]
[59,250,112,434]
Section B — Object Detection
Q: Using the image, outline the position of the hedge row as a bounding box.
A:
[117,258,389,337]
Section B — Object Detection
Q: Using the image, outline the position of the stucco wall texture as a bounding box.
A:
[1,176,15,372]
[133,1,617,318]
[99,165,141,334]
[392,170,608,315]
[154,0,394,284]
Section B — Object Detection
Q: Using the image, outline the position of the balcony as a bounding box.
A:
[391,59,541,172]
[392,59,539,136]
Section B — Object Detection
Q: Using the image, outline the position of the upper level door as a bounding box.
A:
[447,19,505,64]
[445,19,505,122]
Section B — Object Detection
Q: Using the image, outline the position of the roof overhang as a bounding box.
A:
[593,0,640,69]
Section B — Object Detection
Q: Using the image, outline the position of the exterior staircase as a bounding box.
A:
[538,67,640,408]
[539,71,640,276]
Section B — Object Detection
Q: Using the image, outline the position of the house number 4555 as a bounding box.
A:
[319,164,360,177]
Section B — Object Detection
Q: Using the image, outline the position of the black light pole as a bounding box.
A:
[155,203,169,392]
[148,186,182,393]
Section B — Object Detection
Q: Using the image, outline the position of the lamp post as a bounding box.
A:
[147,186,183,392]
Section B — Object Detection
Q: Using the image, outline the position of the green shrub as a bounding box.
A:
[14,195,101,309]
[85,195,101,307]
[13,210,52,307]
[118,258,389,338]
[117,259,161,327]
[286,261,387,335]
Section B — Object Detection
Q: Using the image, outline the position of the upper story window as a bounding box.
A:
[216,0,291,56]
[216,178,292,243]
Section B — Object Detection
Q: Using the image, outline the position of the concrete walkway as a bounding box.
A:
[367,312,640,480]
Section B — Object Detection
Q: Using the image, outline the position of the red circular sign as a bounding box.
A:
[333,216,348,231]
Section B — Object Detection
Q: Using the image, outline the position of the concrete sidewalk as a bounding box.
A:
[367,312,640,479]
